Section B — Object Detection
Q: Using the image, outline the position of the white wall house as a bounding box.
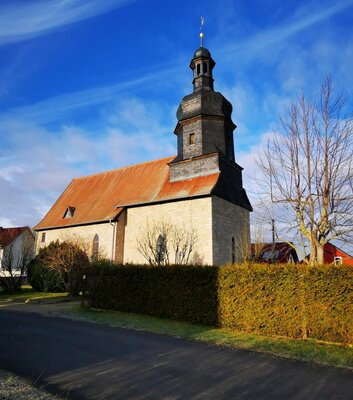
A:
[0,227,35,277]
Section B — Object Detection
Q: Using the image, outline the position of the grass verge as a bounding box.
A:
[69,306,353,371]
[0,285,68,302]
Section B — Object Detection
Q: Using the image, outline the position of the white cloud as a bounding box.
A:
[0,97,175,227]
[0,0,137,46]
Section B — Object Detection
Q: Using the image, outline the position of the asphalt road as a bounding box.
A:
[0,309,353,400]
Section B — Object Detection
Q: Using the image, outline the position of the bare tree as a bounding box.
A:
[137,220,197,265]
[259,78,353,265]
[0,233,34,293]
[249,220,267,263]
[42,240,90,296]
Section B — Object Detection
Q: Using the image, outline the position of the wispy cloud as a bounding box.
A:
[0,63,183,125]
[0,0,136,46]
[220,0,353,62]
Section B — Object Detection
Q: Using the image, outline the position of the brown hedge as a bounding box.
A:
[85,263,353,344]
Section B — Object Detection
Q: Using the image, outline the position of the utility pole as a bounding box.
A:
[271,219,276,264]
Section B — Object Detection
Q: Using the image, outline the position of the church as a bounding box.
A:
[34,43,252,265]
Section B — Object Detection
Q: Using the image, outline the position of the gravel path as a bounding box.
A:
[0,370,62,400]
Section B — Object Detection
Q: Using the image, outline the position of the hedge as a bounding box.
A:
[85,263,353,344]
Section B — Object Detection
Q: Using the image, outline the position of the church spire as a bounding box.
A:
[190,46,215,92]
[199,16,205,47]
[190,17,215,91]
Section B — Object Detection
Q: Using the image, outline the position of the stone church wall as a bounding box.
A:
[212,196,250,265]
[35,222,115,260]
[124,197,213,265]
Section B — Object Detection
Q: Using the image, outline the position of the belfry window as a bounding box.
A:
[196,63,201,76]
[63,206,75,219]
[41,232,46,243]
[189,133,195,145]
[203,62,208,75]
[231,236,236,264]
[92,234,99,260]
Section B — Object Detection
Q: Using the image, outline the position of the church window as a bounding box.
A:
[231,236,236,264]
[156,234,167,265]
[196,63,201,76]
[92,234,99,260]
[189,133,195,145]
[41,232,46,243]
[203,62,208,75]
[63,206,75,219]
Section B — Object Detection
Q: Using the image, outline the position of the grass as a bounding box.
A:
[0,285,68,302]
[69,306,353,370]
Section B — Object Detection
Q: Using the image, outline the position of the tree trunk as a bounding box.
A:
[309,242,317,265]
[317,244,325,265]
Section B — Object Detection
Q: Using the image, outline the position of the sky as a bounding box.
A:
[0,0,353,250]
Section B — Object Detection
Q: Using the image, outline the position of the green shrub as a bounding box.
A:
[86,263,353,344]
[28,246,65,292]
[28,241,90,295]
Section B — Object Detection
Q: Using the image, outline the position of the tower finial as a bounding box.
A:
[199,16,204,47]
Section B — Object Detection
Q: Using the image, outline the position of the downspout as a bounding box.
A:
[109,220,116,262]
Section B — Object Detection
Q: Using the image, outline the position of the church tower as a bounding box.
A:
[172,46,235,165]
[169,43,252,213]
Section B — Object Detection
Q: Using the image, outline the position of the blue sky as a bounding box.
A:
[1,0,353,244]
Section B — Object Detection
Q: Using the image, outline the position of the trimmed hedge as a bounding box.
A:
[86,263,353,344]
[86,264,219,326]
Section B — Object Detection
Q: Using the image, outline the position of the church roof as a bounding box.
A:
[34,156,220,230]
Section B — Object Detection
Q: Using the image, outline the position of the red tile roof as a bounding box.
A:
[0,227,28,248]
[35,156,220,230]
[251,242,299,263]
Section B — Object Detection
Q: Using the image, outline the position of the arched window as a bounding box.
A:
[92,234,99,260]
[196,63,201,76]
[231,236,236,264]
[203,62,208,75]
[156,234,167,265]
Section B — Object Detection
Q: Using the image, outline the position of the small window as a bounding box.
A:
[196,63,201,76]
[41,232,46,243]
[231,236,235,264]
[203,62,208,75]
[334,256,342,266]
[92,234,99,260]
[63,206,75,219]
[156,234,167,265]
[189,133,195,145]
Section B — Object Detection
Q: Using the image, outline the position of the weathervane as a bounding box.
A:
[199,16,205,47]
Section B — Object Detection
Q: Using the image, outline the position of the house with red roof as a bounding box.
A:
[317,242,353,266]
[251,242,299,264]
[0,227,35,277]
[34,45,252,265]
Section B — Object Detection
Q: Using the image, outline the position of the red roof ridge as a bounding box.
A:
[0,226,28,230]
[74,155,176,181]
